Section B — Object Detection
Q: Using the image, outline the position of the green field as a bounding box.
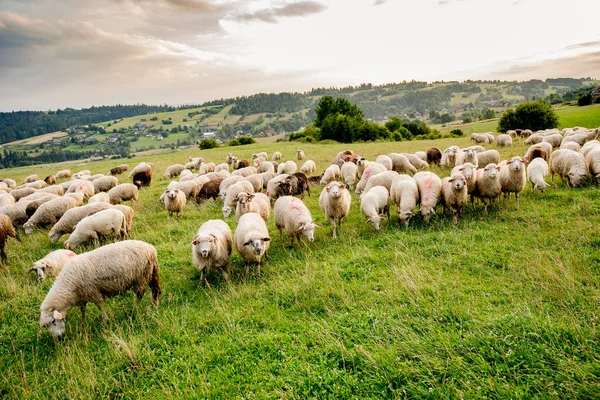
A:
[1,135,600,397]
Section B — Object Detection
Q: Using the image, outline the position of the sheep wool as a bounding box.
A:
[192,220,233,283]
[527,158,549,193]
[163,188,186,218]
[441,174,468,225]
[30,249,77,282]
[474,163,502,215]
[274,196,316,245]
[64,208,127,250]
[23,196,78,234]
[359,185,390,231]
[550,149,588,187]
[234,213,271,276]
[235,192,271,222]
[390,175,419,227]
[499,157,527,205]
[340,162,358,190]
[0,214,18,263]
[319,181,351,238]
[108,184,139,204]
[413,171,442,222]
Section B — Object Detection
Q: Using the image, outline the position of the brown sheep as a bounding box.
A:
[278,172,310,198]
[44,175,56,185]
[426,147,442,165]
[236,159,250,170]
[0,214,19,264]
[524,147,549,163]
[196,178,224,202]
[133,170,152,188]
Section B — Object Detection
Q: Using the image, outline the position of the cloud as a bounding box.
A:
[564,41,600,51]
[229,1,327,24]
[373,0,389,5]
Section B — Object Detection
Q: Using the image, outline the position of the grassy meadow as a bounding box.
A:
[1,136,600,398]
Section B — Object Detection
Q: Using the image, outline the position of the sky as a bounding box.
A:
[0,0,599,111]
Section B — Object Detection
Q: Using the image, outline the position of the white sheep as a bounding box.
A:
[92,176,118,193]
[0,193,15,207]
[10,187,36,201]
[192,220,233,283]
[37,185,64,196]
[389,153,418,175]
[413,171,442,222]
[356,157,368,178]
[39,240,160,338]
[234,213,271,276]
[71,181,95,198]
[560,141,580,152]
[401,153,429,170]
[259,172,277,189]
[274,196,317,245]
[319,181,351,238]
[452,162,477,208]
[199,162,216,175]
[214,163,229,173]
[222,180,255,218]
[455,148,479,168]
[476,150,500,167]
[355,162,386,197]
[441,174,468,225]
[55,170,71,180]
[441,146,461,168]
[320,164,341,185]
[499,156,527,205]
[108,183,139,204]
[543,133,563,148]
[219,176,244,198]
[496,134,512,147]
[163,164,185,178]
[550,149,588,187]
[257,161,275,173]
[390,175,419,227]
[163,188,186,218]
[361,170,399,198]
[26,180,47,190]
[48,203,112,243]
[29,249,77,282]
[585,147,600,184]
[299,160,316,175]
[277,160,297,175]
[524,134,544,145]
[242,174,264,193]
[272,151,282,161]
[65,208,127,250]
[168,180,201,199]
[23,197,78,234]
[23,174,40,184]
[375,155,393,171]
[87,192,109,204]
[340,162,358,190]
[474,163,502,215]
[235,192,270,222]
[296,150,305,161]
[527,158,549,193]
[359,186,390,230]
[415,151,428,162]
[580,140,600,158]
[231,166,258,178]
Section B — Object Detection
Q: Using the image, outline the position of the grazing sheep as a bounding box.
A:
[92,176,118,193]
[296,150,305,161]
[543,133,563,148]
[474,163,502,215]
[524,134,544,145]
[87,174,105,182]
[455,148,478,168]
[426,147,442,165]
[252,156,267,168]
[496,134,512,147]
[499,157,527,205]
[44,175,56,185]
[65,208,127,250]
[467,145,486,153]
[402,153,429,171]
[272,151,282,161]
[39,240,160,338]
[277,160,297,175]
[361,170,399,198]
[274,196,316,245]
[360,186,390,231]
[484,132,495,143]
[0,201,32,226]
[299,160,316,175]
[219,176,244,199]
[375,155,393,171]
[222,181,255,218]
[242,174,264,193]
[25,195,61,217]
[441,174,468,225]
[415,151,428,162]
[0,193,15,207]
[413,172,442,222]
[319,181,351,238]
[278,172,310,198]
[10,187,36,201]
[73,170,91,179]
[355,162,386,197]
[132,170,152,188]
[560,141,580,152]
[199,163,216,175]
[88,192,110,204]
[259,172,277,189]
[192,220,233,283]
[389,153,418,175]
[476,150,500,167]
[163,164,186,179]
[38,185,64,196]
[64,192,84,206]
[235,192,271,222]
[320,164,341,185]
[266,174,289,203]
[196,178,223,202]
[108,165,128,176]
[527,158,549,193]
[562,133,589,146]
[233,159,250,170]
[257,161,275,173]
[108,184,139,204]
[168,180,201,199]
[25,180,47,190]
[231,166,258,178]
[214,163,229,173]
[585,147,600,184]
[23,174,40,184]
[180,169,194,180]
[23,197,78,234]
[111,205,134,238]
[523,144,550,163]
[55,170,71,180]
[128,162,152,178]
[390,175,419,227]
[441,146,461,168]
[73,181,95,198]
[48,203,112,243]
[550,149,588,187]
[0,214,19,264]
[30,250,77,282]
[580,140,600,158]
[163,188,186,218]
[340,162,358,190]
[235,213,270,276]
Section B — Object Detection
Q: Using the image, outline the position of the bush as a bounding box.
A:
[162,120,173,125]
[498,101,559,133]
[318,139,340,145]
[238,136,255,145]
[227,139,240,146]
[578,94,592,106]
[450,129,464,138]
[199,138,218,149]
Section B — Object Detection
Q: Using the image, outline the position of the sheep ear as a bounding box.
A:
[191,235,199,246]
[458,167,464,171]
[53,310,64,320]
[496,166,501,171]
[448,178,454,182]
[248,194,255,201]
[209,234,218,243]
[326,186,330,192]
[29,266,38,273]
[339,184,346,190]
[366,217,371,222]
[296,224,305,232]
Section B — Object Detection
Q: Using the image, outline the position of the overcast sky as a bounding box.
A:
[1,0,599,111]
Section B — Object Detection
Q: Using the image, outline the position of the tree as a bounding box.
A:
[313,96,363,128]
[199,138,218,149]
[497,101,558,133]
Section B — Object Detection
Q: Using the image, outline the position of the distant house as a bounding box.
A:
[155,134,164,141]
[265,129,276,136]
[202,131,216,138]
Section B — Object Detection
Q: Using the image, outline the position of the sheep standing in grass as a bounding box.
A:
[496,134,512,147]
[56,170,71,180]
[29,249,77,282]
[231,166,258,178]
[108,184,139,204]
[272,151,282,161]
[10,187,36,201]
[474,163,502,215]
[499,157,527,206]
[390,175,419,227]
[361,170,399,198]
[196,178,223,202]
[39,240,161,338]
[93,176,118,193]
[550,149,588,187]
[219,176,244,199]
[415,151,428,162]
[258,161,275,173]
[235,192,271,222]
[88,192,110,204]
[319,181,351,239]
[441,146,460,168]
[456,148,478,168]
[523,144,550,163]
[266,174,289,203]
[413,171,442,222]
[164,164,185,178]
[585,147,600,184]
[452,162,477,208]
[242,174,264,193]
[300,160,316,175]
[163,188,186,218]
[1,201,34,226]
[543,133,563,148]
[355,162,386,197]
[277,160,297,175]
[25,194,60,218]
[375,155,393,171]
[426,147,442,165]
[441,174,468,225]
[360,186,390,231]
[527,158,549,193]
[108,165,128,176]
[340,162,358,190]
[222,180,255,218]
[0,193,15,207]
[296,150,305,161]
[23,174,40,184]
[389,153,418,175]
[402,153,429,171]
[65,208,127,250]
[235,213,271,276]
[274,196,317,245]
[48,203,112,243]
[320,164,341,185]
[560,141,580,152]
[192,220,233,284]
[476,150,500,167]
[38,185,64,196]
[0,214,19,264]
[23,197,78,234]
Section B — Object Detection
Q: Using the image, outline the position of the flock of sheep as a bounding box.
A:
[0,124,598,338]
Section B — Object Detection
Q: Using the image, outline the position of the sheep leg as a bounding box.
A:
[256,262,261,277]
[453,211,459,225]
[515,193,520,207]
[79,304,87,325]
[245,263,250,277]
[222,268,231,284]
[307,187,311,196]
[329,217,337,239]
[484,200,489,215]
[0,247,6,264]
[96,301,109,322]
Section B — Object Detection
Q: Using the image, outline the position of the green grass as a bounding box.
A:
[1,137,600,398]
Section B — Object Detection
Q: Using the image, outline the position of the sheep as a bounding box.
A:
[192,220,233,283]
[226,153,234,165]
[23,174,40,184]
[24,194,61,217]
[272,151,282,161]
[162,188,186,218]
[550,149,588,187]
[168,180,201,199]
[415,151,428,162]
[133,170,152,188]
[73,181,95,198]
[44,175,56,185]
[426,147,442,165]
[441,146,460,168]
[38,185,64,196]
[560,141,580,152]
[108,164,128,176]
[163,164,186,178]
[64,192,84,206]
[274,196,316,245]
[48,203,112,243]
[259,172,277,189]
[455,148,479,168]
[73,170,91,179]
[108,184,139,204]
[356,157,368,178]
[471,133,491,144]
[266,174,289,203]
[299,160,316,175]
[499,156,527,206]
[441,174,468,225]
[389,153,418,175]
[375,155,393,171]
[196,178,224,202]
[359,186,390,231]
[235,192,271,222]
[340,162,358,190]
[452,162,477,207]
[111,205,134,238]
[253,156,267,168]
[199,162,216,175]
[524,134,544,145]
[215,169,230,179]
[39,240,160,338]
[319,181,351,238]
[355,162,386,197]
[580,140,600,158]
[231,166,258,178]
[474,163,502,215]
[278,172,310,198]
[233,159,250,170]
[180,169,193,179]
[215,163,229,173]
[543,133,563,148]
[192,175,211,189]
[277,160,297,175]
[413,172,442,222]
[219,176,244,199]
[484,132,495,143]
[23,197,78,234]
[0,193,15,207]
[296,150,305,161]
[222,180,255,218]
[523,144,550,163]
[86,174,105,182]
[527,158,549,193]
[128,162,152,178]
[25,180,47,190]
[10,187,36,201]
[29,250,77,282]
[361,170,399,198]
[187,157,204,170]
[92,176,118,193]
[401,153,429,170]
[476,150,500,167]
[496,134,513,147]
[520,129,533,138]
[234,213,271,276]
[257,161,275,173]
[467,145,486,153]
[55,170,71,180]
[65,208,127,250]
[562,133,589,146]
[2,179,15,189]
[390,175,419,227]
[0,214,19,264]
[320,164,341,185]
[585,147,600,184]
[88,192,110,204]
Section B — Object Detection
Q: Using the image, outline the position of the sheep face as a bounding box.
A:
[243,237,271,256]
[297,222,317,242]
[449,175,466,191]
[484,164,501,179]
[399,211,414,227]
[252,154,258,159]
[366,215,385,231]
[166,189,180,199]
[40,309,66,339]
[326,182,346,199]
[508,158,525,172]
[222,206,233,218]
[23,222,33,235]
[463,148,475,159]
[192,234,217,258]
[237,193,254,212]
[49,233,60,243]
[29,261,48,282]
[568,171,587,187]
[458,164,474,179]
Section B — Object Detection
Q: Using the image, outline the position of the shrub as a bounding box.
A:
[237,136,255,145]
[199,138,218,149]
[227,139,240,146]
[450,129,465,138]
[498,101,558,132]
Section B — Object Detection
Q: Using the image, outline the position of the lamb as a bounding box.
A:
[359,186,390,231]
[441,146,461,168]
[257,161,275,173]
[23,197,78,234]
[64,208,127,250]
[496,134,513,147]
[29,250,77,282]
[108,164,128,176]
[48,203,112,243]
[473,163,502,215]
[88,192,110,204]
[441,174,468,225]
[375,155,393,171]
[222,180,255,218]
[0,193,15,207]
[219,176,244,199]
[527,158,549,193]
[476,150,500,166]
[401,153,429,170]
[92,176,118,193]
[108,184,139,204]
[455,148,479,168]
[499,156,527,206]
[10,187,36,201]
[296,150,305,161]
[560,141,580,152]
[0,214,19,264]
[299,160,316,175]
[320,164,341,185]
[55,170,71,180]
[38,185,64,196]
[39,240,161,338]
[192,220,233,283]
[426,147,442,165]
[234,213,271,276]
[23,174,40,184]
[390,175,419,227]
[266,174,289,203]
[274,196,317,245]
[319,181,351,238]
[523,144,550,163]
[585,147,600,184]
[272,151,282,161]
[196,178,223,202]
[235,192,271,222]
[389,153,418,175]
[550,149,588,187]
[278,172,310,198]
[361,170,399,198]
[543,133,563,148]
[277,160,297,175]
[340,162,358,190]
[163,164,186,178]
[355,162,386,197]
[231,166,258,178]
[413,172,442,222]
